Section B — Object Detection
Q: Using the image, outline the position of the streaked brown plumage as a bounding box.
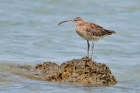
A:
[58,17,116,59]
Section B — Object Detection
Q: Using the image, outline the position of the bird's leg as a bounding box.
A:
[87,40,90,58]
[90,41,94,59]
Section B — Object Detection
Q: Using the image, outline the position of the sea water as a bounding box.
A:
[0,0,140,93]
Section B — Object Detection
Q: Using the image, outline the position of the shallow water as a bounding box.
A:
[0,0,140,93]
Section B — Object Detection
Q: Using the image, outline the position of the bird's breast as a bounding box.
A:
[75,25,92,40]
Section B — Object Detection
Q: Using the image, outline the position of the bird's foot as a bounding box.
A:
[82,56,91,62]
[89,56,93,60]
[85,56,92,60]
[85,56,89,59]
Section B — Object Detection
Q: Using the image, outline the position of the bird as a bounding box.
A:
[58,17,115,59]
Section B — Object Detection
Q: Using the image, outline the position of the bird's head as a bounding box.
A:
[58,17,84,25]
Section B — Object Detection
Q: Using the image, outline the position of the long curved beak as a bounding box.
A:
[58,20,74,25]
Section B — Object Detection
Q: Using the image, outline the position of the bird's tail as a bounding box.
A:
[106,30,116,35]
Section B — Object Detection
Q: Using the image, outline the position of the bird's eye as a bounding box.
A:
[74,19,78,21]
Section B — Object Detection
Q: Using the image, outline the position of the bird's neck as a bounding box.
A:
[76,22,85,26]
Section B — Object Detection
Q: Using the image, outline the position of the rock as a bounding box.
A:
[33,57,117,85]
[9,57,116,85]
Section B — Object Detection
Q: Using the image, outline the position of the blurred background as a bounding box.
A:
[0,0,140,93]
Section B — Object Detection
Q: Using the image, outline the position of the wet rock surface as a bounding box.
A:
[11,57,117,85]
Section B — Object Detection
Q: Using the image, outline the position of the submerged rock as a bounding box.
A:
[33,57,117,85]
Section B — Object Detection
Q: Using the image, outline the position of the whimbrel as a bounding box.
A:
[58,17,115,59]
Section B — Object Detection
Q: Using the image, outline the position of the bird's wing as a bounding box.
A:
[86,23,115,37]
